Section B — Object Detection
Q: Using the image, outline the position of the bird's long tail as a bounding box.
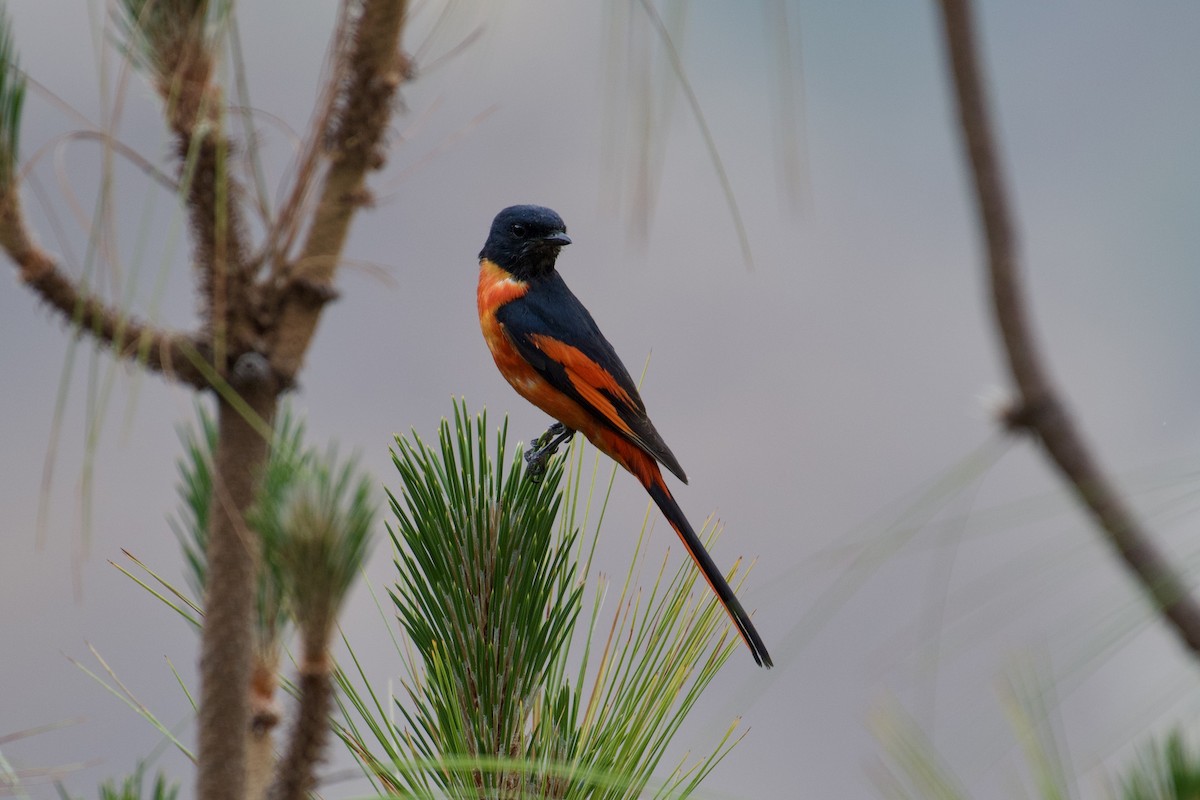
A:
[642,470,773,668]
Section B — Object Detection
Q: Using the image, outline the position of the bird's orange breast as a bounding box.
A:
[477,259,532,386]
[477,259,611,444]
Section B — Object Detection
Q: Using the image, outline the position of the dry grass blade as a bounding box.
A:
[634,0,753,270]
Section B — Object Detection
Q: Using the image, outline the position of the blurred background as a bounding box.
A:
[3,1,1200,797]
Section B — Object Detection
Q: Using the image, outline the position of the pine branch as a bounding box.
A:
[270,668,334,800]
[1,191,210,387]
[259,2,355,275]
[0,4,206,387]
[269,0,411,383]
[119,0,255,375]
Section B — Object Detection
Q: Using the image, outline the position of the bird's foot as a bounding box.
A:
[524,423,575,483]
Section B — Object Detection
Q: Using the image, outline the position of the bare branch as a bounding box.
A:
[936,0,1200,655]
[0,192,209,388]
[269,0,411,382]
[261,1,358,270]
[122,0,256,373]
[268,666,333,800]
[179,116,256,374]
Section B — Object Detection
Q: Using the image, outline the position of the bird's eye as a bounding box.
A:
[511,223,527,238]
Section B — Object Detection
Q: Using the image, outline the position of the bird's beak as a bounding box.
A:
[542,232,572,246]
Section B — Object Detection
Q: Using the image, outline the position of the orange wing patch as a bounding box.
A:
[528,334,638,438]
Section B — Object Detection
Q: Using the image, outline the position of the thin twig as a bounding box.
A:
[936,0,1200,656]
[269,661,335,800]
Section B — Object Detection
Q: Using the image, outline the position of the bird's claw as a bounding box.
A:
[525,448,549,483]
[536,422,567,444]
[523,423,573,483]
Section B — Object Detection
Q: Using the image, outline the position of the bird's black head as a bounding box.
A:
[479,205,572,279]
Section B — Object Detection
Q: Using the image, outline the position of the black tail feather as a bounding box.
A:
[645,479,773,668]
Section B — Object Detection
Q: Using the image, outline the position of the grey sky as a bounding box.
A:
[3,2,1200,797]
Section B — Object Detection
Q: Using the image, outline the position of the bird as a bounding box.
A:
[476,204,772,668]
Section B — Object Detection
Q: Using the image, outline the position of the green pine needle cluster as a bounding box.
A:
[1119,731,1200,800]
[170,406,216,608]
[248,407,313,649]
[0,4,25,193]
[171,404,373,657]
[96,770,179,800]
[114,0,226,80]
[336,399,746,799]
[262,451,375,660]
[54,764,180,800]
[172,405,295,648]
[387,401,581,797]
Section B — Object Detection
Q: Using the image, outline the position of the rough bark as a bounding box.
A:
[1,192,210,387]
[196,381,277,800]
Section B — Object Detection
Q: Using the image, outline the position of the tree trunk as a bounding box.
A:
[197,386,278,800]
